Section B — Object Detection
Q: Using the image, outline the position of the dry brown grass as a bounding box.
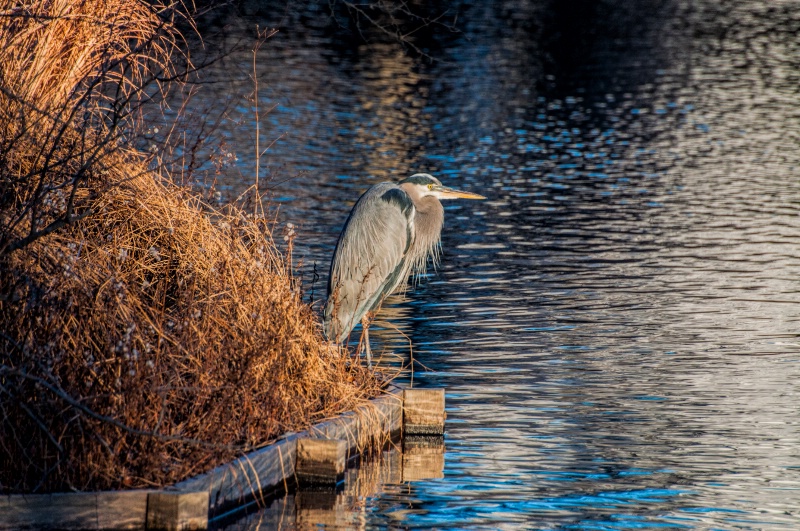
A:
[0,0,383,493]
[0,0,178,113]
[0,0,184,255]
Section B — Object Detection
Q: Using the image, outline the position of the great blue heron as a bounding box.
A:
[323,173,486,364]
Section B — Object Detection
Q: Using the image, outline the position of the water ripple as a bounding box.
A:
[187,1,800,529]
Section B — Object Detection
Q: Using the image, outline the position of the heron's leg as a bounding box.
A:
[361,312,375,368]
[364,327,372,368]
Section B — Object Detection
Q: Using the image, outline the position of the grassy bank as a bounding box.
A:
[0,0,380,493]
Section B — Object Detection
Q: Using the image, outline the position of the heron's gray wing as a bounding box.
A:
[324,182,415,343]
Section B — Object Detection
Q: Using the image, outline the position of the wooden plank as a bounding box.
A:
[146,491,208,530]
[96,491,151,530]
[403,389,445,435]
[176,385,403,518]
[0,490,149,530]
[307,386,403,455]
[173,436,296,518]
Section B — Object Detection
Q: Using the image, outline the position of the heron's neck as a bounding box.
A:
[410,196,443,277]
[414,195,443,227]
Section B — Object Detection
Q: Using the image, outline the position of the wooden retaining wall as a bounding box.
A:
[0,387,445,530]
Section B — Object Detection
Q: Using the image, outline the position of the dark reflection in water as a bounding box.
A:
[178,0,800,528]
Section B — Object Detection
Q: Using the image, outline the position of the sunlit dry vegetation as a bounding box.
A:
[0,0,381,492]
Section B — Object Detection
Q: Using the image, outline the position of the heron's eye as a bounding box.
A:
[427,184,434,190]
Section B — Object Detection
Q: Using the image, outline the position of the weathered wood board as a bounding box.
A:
[174,385,403,518]
[146,491,209,530]
[0,491,150,530]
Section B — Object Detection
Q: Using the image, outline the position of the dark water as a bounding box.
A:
[176,0,800,528]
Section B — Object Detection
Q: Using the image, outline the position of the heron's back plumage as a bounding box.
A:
[323,182,416,343]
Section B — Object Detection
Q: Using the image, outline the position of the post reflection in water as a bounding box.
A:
[222,446,445,530]
[178,0,800,528]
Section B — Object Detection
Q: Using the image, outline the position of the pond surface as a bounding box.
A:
[178,0,800,528]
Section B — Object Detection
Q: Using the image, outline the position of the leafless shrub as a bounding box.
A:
[0,0,383,493]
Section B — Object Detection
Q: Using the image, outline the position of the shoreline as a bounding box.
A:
[1,385,446,530]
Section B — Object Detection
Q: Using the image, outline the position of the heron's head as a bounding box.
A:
[399,173,486,201]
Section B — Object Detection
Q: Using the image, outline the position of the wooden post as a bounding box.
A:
[145,491,208,531]
[403,389,445,436]
[295,438,347,486]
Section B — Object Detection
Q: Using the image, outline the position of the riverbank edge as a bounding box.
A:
[0,384,406,530]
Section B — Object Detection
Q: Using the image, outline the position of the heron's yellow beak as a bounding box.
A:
[437,186,487,200]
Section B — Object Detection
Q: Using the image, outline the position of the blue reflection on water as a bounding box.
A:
[188,0,800,529]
